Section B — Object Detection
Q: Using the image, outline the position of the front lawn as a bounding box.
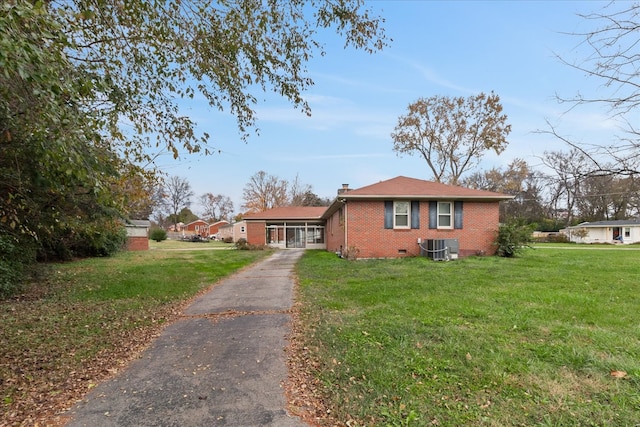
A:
[294,248,640,426]
[0,246,270,426]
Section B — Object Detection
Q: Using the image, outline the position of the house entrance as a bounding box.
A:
[613,227,622,241]
[286,227,306,248]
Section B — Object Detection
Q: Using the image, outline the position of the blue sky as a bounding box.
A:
[156,1,616,215]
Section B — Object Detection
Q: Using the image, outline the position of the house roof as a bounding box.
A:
[341,176,513,200]
[323,176,512,218]
[243,206,328,221]
[186,219,209,226]
[126,219,151,228]
[570,219,640,228]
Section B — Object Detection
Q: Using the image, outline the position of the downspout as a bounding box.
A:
[343,201,348,250]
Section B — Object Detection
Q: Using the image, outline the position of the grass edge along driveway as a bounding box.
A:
[294,247,640,426]
[0,244,271,427]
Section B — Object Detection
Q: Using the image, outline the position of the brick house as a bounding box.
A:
[244,207,327,249]
[207,220,230,238]
[184,219,209,236]
[244,176,513,258]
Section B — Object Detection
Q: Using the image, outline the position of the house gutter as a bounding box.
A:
[339,194,514,201]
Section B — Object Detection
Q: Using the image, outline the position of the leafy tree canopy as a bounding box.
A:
[49,0,388,161]
[391,92,511,185]
[0,0,387,293]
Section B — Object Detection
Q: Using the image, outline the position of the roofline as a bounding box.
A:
[321,194,512,220]
[244,215,325,221]
[339,194,515,201]
[568,220,640,228]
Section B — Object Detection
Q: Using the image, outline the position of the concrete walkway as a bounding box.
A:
[65,250,308,427]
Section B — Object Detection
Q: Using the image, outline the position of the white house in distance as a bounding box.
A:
[564,219,640,244]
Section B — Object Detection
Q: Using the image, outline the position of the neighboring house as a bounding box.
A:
[218,220,247,242]
[244,176,513,258]
[208,220,230,238]
[563,219,640,244]
[125,219,150,251]
[184,219,209,236]
[168,222,185,232]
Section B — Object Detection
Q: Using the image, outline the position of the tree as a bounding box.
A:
[299,191,332,207]
[200,193,234,222]
[391,92,511,185]
[541,149,591,226]
[0,0,387,294]
[556,3,640,176]
[461,159,545,224]
[242,171,289,212]
[1,2,132,263]
[45,0,388,162]
[289,174,313,206]
[162,176,194,231]
[575,175,639,221]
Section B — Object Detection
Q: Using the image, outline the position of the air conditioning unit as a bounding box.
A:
[421,239,459,261]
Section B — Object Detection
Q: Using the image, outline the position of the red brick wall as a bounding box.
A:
[127,236,149,251]
[246,221,266,245]
[325,206,346,254]
[344,200,500,258]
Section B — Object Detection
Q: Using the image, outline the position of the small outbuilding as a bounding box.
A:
[125,219,151,251]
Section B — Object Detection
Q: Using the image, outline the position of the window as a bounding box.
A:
[429,201,462,229]
[394,201,410,228]
[385,201,420,229]
[306,226,325,244]
[624,227,631,238]
[438,202,452,228]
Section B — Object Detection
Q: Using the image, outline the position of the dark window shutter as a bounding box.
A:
[454,201,463,229]
[429,201,437,229]
[411,201,420,229]
[384,201,393,229]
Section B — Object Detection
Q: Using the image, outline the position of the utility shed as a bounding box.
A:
[125,219,151,251]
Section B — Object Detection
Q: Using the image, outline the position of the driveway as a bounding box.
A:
[64,249,308,427]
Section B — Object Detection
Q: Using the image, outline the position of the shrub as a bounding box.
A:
[149,228,167,242]
[342,245,360,260]
[234,238,267,251]
[223,236,233,243]
[494,221,535,257]
[0,234,37,298]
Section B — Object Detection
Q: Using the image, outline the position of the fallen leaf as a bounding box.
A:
[610,370,627,378]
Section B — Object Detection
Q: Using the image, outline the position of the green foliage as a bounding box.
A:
[1,0,386,293]
[0,234,36,297]
[149,228,167,242]
[494,221,535,257]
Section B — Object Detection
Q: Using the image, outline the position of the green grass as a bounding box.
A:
[0,244,270,425]
[296,248,640,426]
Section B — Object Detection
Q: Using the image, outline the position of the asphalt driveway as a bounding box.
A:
[64,249,308,427]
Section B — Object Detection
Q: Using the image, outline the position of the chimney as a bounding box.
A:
[337,183,350,195]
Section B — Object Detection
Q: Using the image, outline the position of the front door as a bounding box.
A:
[613,227,622,241]
[286,227,306,248]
